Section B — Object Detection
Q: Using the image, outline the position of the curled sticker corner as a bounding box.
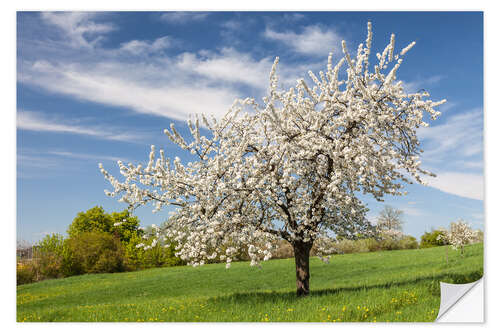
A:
[436,278,483,322]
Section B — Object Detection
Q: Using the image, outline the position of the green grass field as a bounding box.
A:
[17,243,483,322]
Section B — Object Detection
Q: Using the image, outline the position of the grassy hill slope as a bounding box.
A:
[17,243,483,322]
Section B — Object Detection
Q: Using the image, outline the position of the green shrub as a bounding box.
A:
[379,237,400,251]
[364,238,382,252]
[67,206,113,238]
[420,230,448,248]
[37,252,66,279]
[67,206,142,243]
[17,261,38,285]
[327,235,418,254]
[34,233,73,278]
[124,233,184,270]
[398,235,419,249]
[67,231,126,274]
[273,240,294,259]
[35,233,65,255]
[329,238,371,254]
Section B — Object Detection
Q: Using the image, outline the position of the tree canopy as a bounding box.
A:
[376,205,404,233]
[100,22,445,296]
[67,206,142,243]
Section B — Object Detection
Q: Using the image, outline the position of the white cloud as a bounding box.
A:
[175,48,322,90]
[159,12,210,24]
[48,151,127,162]
[424,172,484,201]
[20,14,328,123]
[41,12,115,49]
[17,154,60,169]
[463,160,483,169]
[417,108,483,200]
[17,110,143,142]
[220,20,242,30]
[264,25,342,56]
[402,75,443,94]
[282,13,306,22]
[119,36,172,55]
[19,61,242,120]
[19,50,325,122]
[176,48,273,88]
[419,108,483,163]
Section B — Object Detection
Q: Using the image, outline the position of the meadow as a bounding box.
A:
[17,243,483,322]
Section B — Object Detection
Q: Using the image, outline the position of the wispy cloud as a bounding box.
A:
[402,75,444,94]
[462,160,483,169]
[264,25,342,56]
[419,108,483,162]
[19,14,328,123]
[119,36,172,56]
[282,13,306,22]
[220,20,242,30]
[17,154,60,169]
[176,48,273,88]
[17,149,135,179]
[159,12,210,24]
[19,61,240,120]
[417,107,483,200]
[41,12,115,49]
[48,151,127,162]
[17,110,144,142]
[424,172,483,201]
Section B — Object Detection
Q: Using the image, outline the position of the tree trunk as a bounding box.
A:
[293,241,313,297]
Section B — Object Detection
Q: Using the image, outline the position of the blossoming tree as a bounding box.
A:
[438,220,478,257]
[376,205,405,240]
[100,22,445,296]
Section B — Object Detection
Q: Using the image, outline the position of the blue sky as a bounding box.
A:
[16,11,484,243]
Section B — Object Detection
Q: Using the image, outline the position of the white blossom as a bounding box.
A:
[100,22,444,269]
[438,219,479,254]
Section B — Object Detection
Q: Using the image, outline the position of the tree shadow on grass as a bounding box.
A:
[206,270,483,305]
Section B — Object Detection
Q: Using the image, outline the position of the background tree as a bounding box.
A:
[66,231,126,274]
[67,206,142,243]
[67,206,113,237]
[376,205,404,239]
[109,210,143,243]
[420,229,448,248]
[438,219,478,256]
[100,22,445,296]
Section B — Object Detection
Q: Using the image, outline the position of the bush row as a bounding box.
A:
[17,232,184,285]
[268,235,419,260]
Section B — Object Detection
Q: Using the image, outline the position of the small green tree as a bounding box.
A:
[109,210,143,243]
[34,233,73,278]
[67,206,142,243]
[125,232,184,270]
[67,206,113,238]
[420,229,448,248]
[66,231,126,274]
